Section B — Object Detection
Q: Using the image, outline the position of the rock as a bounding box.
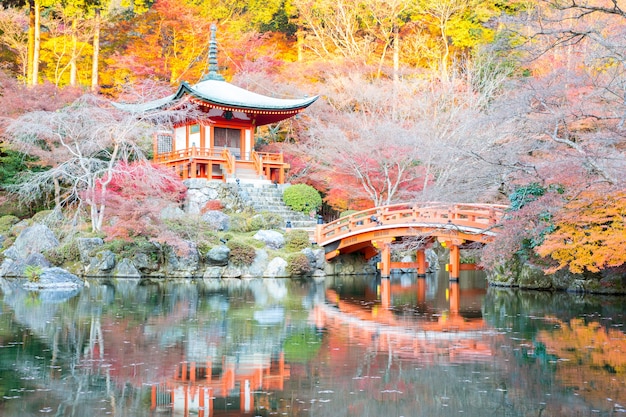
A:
[76,238,104,263]
[87,250,116,275]
[253,230,284,250]
[4,223,59,260]
[166,241,200,277]
[22,267,83,290]
[243,249,269,277]
[132,252,159,273]
[264,257,289,277]
[206,245,230,266]
[201,210,230,231]
[203,266,225,278]
[426,249,439,272]
[301,248,325,270]
[160,205,186,220]
[0,258,22,277]
[24,253,51,268]
[113,258,141,278]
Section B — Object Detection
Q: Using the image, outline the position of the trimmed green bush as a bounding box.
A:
[287,253,311,276]
[283,184,322,214]
[227,240,257,266]
[285,229,311,251]
[229,212,252,233]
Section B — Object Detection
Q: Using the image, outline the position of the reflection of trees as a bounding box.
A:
[536,318,626,411]
[0,277,322,416]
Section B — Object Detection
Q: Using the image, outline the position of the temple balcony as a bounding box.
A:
[154,147,290,184]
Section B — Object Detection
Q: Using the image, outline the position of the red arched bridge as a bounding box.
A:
[314,202,508,279]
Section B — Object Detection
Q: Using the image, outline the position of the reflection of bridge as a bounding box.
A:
[313,278,493,365]
[315,203,507,278]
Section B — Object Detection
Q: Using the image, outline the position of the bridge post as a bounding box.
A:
[374,239,393,277]
[449,281,460,314]
[417,276,426,304]
[416,249,427,277]
[448,243,461,281]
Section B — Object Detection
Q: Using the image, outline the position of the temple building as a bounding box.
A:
[116,25,317,184]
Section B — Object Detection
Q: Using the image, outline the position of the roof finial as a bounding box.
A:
[203,24,224,81]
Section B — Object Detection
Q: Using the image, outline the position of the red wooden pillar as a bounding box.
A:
[375,240,392,277]
[449,244,460,281]
[416,249,427,277]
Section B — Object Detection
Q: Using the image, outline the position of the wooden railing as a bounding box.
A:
[251,151,263,176]
[220,148,235,175]
[315,202,508,246]
[153,147,226,164]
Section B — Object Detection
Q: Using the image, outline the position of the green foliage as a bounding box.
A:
[163,217,219,249]
[100,237,161,261]
[249,211,284,231]
[44,240,80,266]
[226,239,257,266]
[0,147,47,187]
[508,182,546,211]
[0,215,19,235]
[287,252,311,276]
[285,229,311,251]
[339,210,358,218]
[24,265,43,282]
[283,184,322,214]
[228,211,254,233]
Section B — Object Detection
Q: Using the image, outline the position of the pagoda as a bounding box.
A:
[117,25,317,184]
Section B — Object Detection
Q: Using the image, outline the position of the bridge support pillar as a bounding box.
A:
[374,239,393,277]
[416,249,427,277]
[448,243,460,281]
[417,276,426,304]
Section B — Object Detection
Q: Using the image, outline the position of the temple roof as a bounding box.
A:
[114,25,317,126]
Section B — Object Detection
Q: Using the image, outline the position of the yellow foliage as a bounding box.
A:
[537,191,626,273]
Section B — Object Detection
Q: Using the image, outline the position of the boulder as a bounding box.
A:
[132,252,159,273]
[22,267,83,290]
[160,205,186,220]
[201,210,230,231]
[166,241,200,277]
[3,223,59,261]
[253,230,284,250]
[264,257,289,278]
[243,249,269,277]
[301,248,325,270]
[76,237,104,263]
[206,245,230,266]
[86,250,116,275]
[113,258,141,278]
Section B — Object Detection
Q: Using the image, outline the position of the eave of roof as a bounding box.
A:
[113,79,318,114]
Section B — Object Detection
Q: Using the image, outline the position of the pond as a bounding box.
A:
[0,270,625,416]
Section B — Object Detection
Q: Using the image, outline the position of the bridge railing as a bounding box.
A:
[315,202,508,245]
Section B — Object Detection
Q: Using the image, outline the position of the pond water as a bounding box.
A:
[0,271,625,417]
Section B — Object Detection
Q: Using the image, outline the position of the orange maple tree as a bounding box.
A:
[536,190,626,274]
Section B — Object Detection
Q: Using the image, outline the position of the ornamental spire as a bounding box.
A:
[202,24,225,81]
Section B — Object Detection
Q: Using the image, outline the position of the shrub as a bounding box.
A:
[339,210,358,218]
[0,215,19,234]
[285,229,311,251]
[24,265,43,282]
[249,211,284,231]
[45,240,80,266]
[229,212,253,233]
[283,184,322,214]
[227,240,257,266]
[201,199,223,213]
[287,253,311,276]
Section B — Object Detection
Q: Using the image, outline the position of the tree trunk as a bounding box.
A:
[70,17,78,87]
[91,8,101,92]
[27,0,35,85]
[32,0,40,86]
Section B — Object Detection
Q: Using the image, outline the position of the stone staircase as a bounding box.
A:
[236,183,318,229]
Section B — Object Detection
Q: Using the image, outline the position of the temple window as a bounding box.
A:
[214,127,240,149]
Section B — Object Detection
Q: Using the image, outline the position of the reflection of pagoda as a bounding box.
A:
[116,24,317,184]
[151,353,289,416]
